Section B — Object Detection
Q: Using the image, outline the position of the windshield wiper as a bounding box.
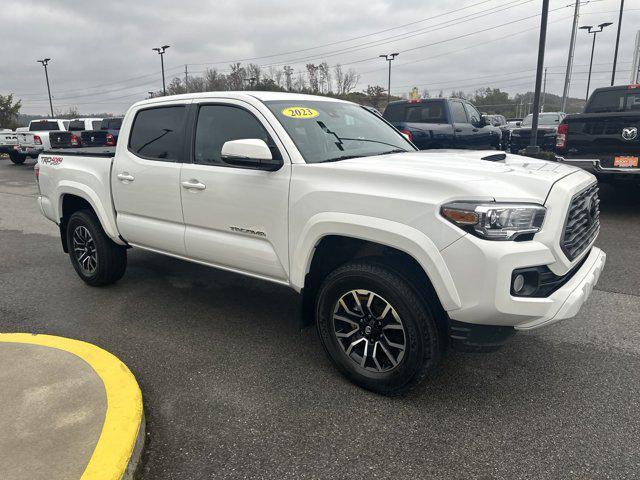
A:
[317,155,363,163]
[372,149,408,156]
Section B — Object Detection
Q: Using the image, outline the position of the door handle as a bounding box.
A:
[472,128,479,132]
[181,180,206,191]
[117,172,135,182]
[455,128,463,133]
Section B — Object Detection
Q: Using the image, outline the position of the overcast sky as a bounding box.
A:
[3,0,639,115]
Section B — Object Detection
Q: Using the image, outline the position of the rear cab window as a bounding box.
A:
[586,88,640,113]
[68,120,85,131]
[128,106,186,162]
[29,121,61,131]
[383,101,447,124]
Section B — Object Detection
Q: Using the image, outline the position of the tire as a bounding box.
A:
[315,260,442,395]
[66,209,127,286]
[9,151,26,165]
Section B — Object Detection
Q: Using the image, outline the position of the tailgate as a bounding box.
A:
[49,131,75,148]
[565,114,639,161]
[17,132,36,147]
[0,132,17,146]
[80,130,109,146]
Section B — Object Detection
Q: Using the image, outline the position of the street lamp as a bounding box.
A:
[580,23,613,101]
[152,45,170,95]
[379,53,399,105]
[37,58,54,117]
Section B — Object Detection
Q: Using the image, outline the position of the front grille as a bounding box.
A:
[561,182,600,261]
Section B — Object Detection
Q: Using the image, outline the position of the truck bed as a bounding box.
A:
[43,147,116,157]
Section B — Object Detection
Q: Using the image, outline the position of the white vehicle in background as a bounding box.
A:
[0,128,20,163]
[67,118,103,146]
[15,119,72,164]
[35,92,605,395]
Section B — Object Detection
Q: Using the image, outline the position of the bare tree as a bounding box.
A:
[306,64,319,93]
[227,63,246,90]
[283,66,294,91]
[274,68,284,88]
[247,64,262,85]
[294,71,306,92]
[334,64,344,95]
[364,85,387,111]
[318,62,331,93]
[341,68,360,94]
[204,68,228,91]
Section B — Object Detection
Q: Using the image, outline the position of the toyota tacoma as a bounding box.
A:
[35,92,606,395]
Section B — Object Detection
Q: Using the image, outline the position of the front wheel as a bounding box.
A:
[66,210,127,286]
[315,260,442,395]
[9,151,26,165]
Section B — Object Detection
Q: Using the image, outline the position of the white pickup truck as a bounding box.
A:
[35,92,606,394]
[15,119,73,164]
[0,129,19,162]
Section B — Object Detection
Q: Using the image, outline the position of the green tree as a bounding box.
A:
[0,94,22,129]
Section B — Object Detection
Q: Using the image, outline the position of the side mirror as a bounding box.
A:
[221,139,282,171]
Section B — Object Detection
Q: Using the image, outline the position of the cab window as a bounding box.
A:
[128,106,186,162]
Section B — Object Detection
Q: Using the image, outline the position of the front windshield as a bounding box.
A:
[521,113,560,126]
[265,100,415,163]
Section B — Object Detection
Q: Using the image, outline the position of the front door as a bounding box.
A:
[463,102,493,149]
[179,101,291,282]
[112,102,189,256]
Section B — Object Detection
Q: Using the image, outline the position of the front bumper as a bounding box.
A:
[556,156,640,176]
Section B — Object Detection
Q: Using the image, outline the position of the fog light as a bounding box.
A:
[513,274,525,293]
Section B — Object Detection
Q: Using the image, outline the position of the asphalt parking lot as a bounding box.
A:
[1,158,639,479]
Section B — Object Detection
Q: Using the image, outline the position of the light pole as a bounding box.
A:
[37,58,54,117]
[561,0,580,113]
[526,0,549,155]
[379,53,399,105]
[580,23,612,101]
[611,0,625,86]
[152,45,170,95]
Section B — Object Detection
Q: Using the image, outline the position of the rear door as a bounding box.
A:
[179,100,291,282]
[112,102,189,255]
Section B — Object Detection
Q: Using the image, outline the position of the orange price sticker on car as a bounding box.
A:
[614,156,639,168]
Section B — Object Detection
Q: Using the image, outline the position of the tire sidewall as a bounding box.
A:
[66,212,105,284]
[316,265,439,393]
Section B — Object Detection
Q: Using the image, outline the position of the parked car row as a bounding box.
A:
[5,117,122,164]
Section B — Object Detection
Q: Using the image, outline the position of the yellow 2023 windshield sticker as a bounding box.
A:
[281,106,319,119]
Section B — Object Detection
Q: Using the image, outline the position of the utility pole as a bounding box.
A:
[542,67,548,112]
[561,0,580,113]
[580,23,613,101]
[527,0,549,155]
[379,53,399,105]
[152,45,170,95]
[37,58,54,117]
[184,64,189,93]
[611,0,625,86]
[632,31,640,83]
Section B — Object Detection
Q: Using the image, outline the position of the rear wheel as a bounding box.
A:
[66,210,127,286]
[315,260,442,395]
[9,151,26,165]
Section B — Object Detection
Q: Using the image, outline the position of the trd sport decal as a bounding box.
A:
[39,156,63,165]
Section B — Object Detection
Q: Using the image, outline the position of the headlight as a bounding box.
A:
[441,202,546,240]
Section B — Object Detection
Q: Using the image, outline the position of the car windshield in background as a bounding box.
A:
[585,89,640,113]
[265,100,414,164]
[521,113,560,126]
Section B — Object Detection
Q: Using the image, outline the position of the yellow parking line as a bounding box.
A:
[0,333,143,480]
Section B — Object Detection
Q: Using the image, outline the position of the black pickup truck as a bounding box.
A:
[383,98,502,150]
[556,85,640,182]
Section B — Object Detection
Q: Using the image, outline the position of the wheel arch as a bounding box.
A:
[292,213,462,324]
[57,184,123,251]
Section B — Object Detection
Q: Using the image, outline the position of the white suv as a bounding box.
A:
[35,92,605,394]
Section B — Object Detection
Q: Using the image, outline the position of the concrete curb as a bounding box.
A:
[0,333,145,480]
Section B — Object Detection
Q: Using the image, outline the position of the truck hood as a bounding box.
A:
[316,149,580,203]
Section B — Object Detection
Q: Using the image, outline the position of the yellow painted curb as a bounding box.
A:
[0,333,143,480]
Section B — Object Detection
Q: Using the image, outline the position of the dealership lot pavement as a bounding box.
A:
[1,159,639,479]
